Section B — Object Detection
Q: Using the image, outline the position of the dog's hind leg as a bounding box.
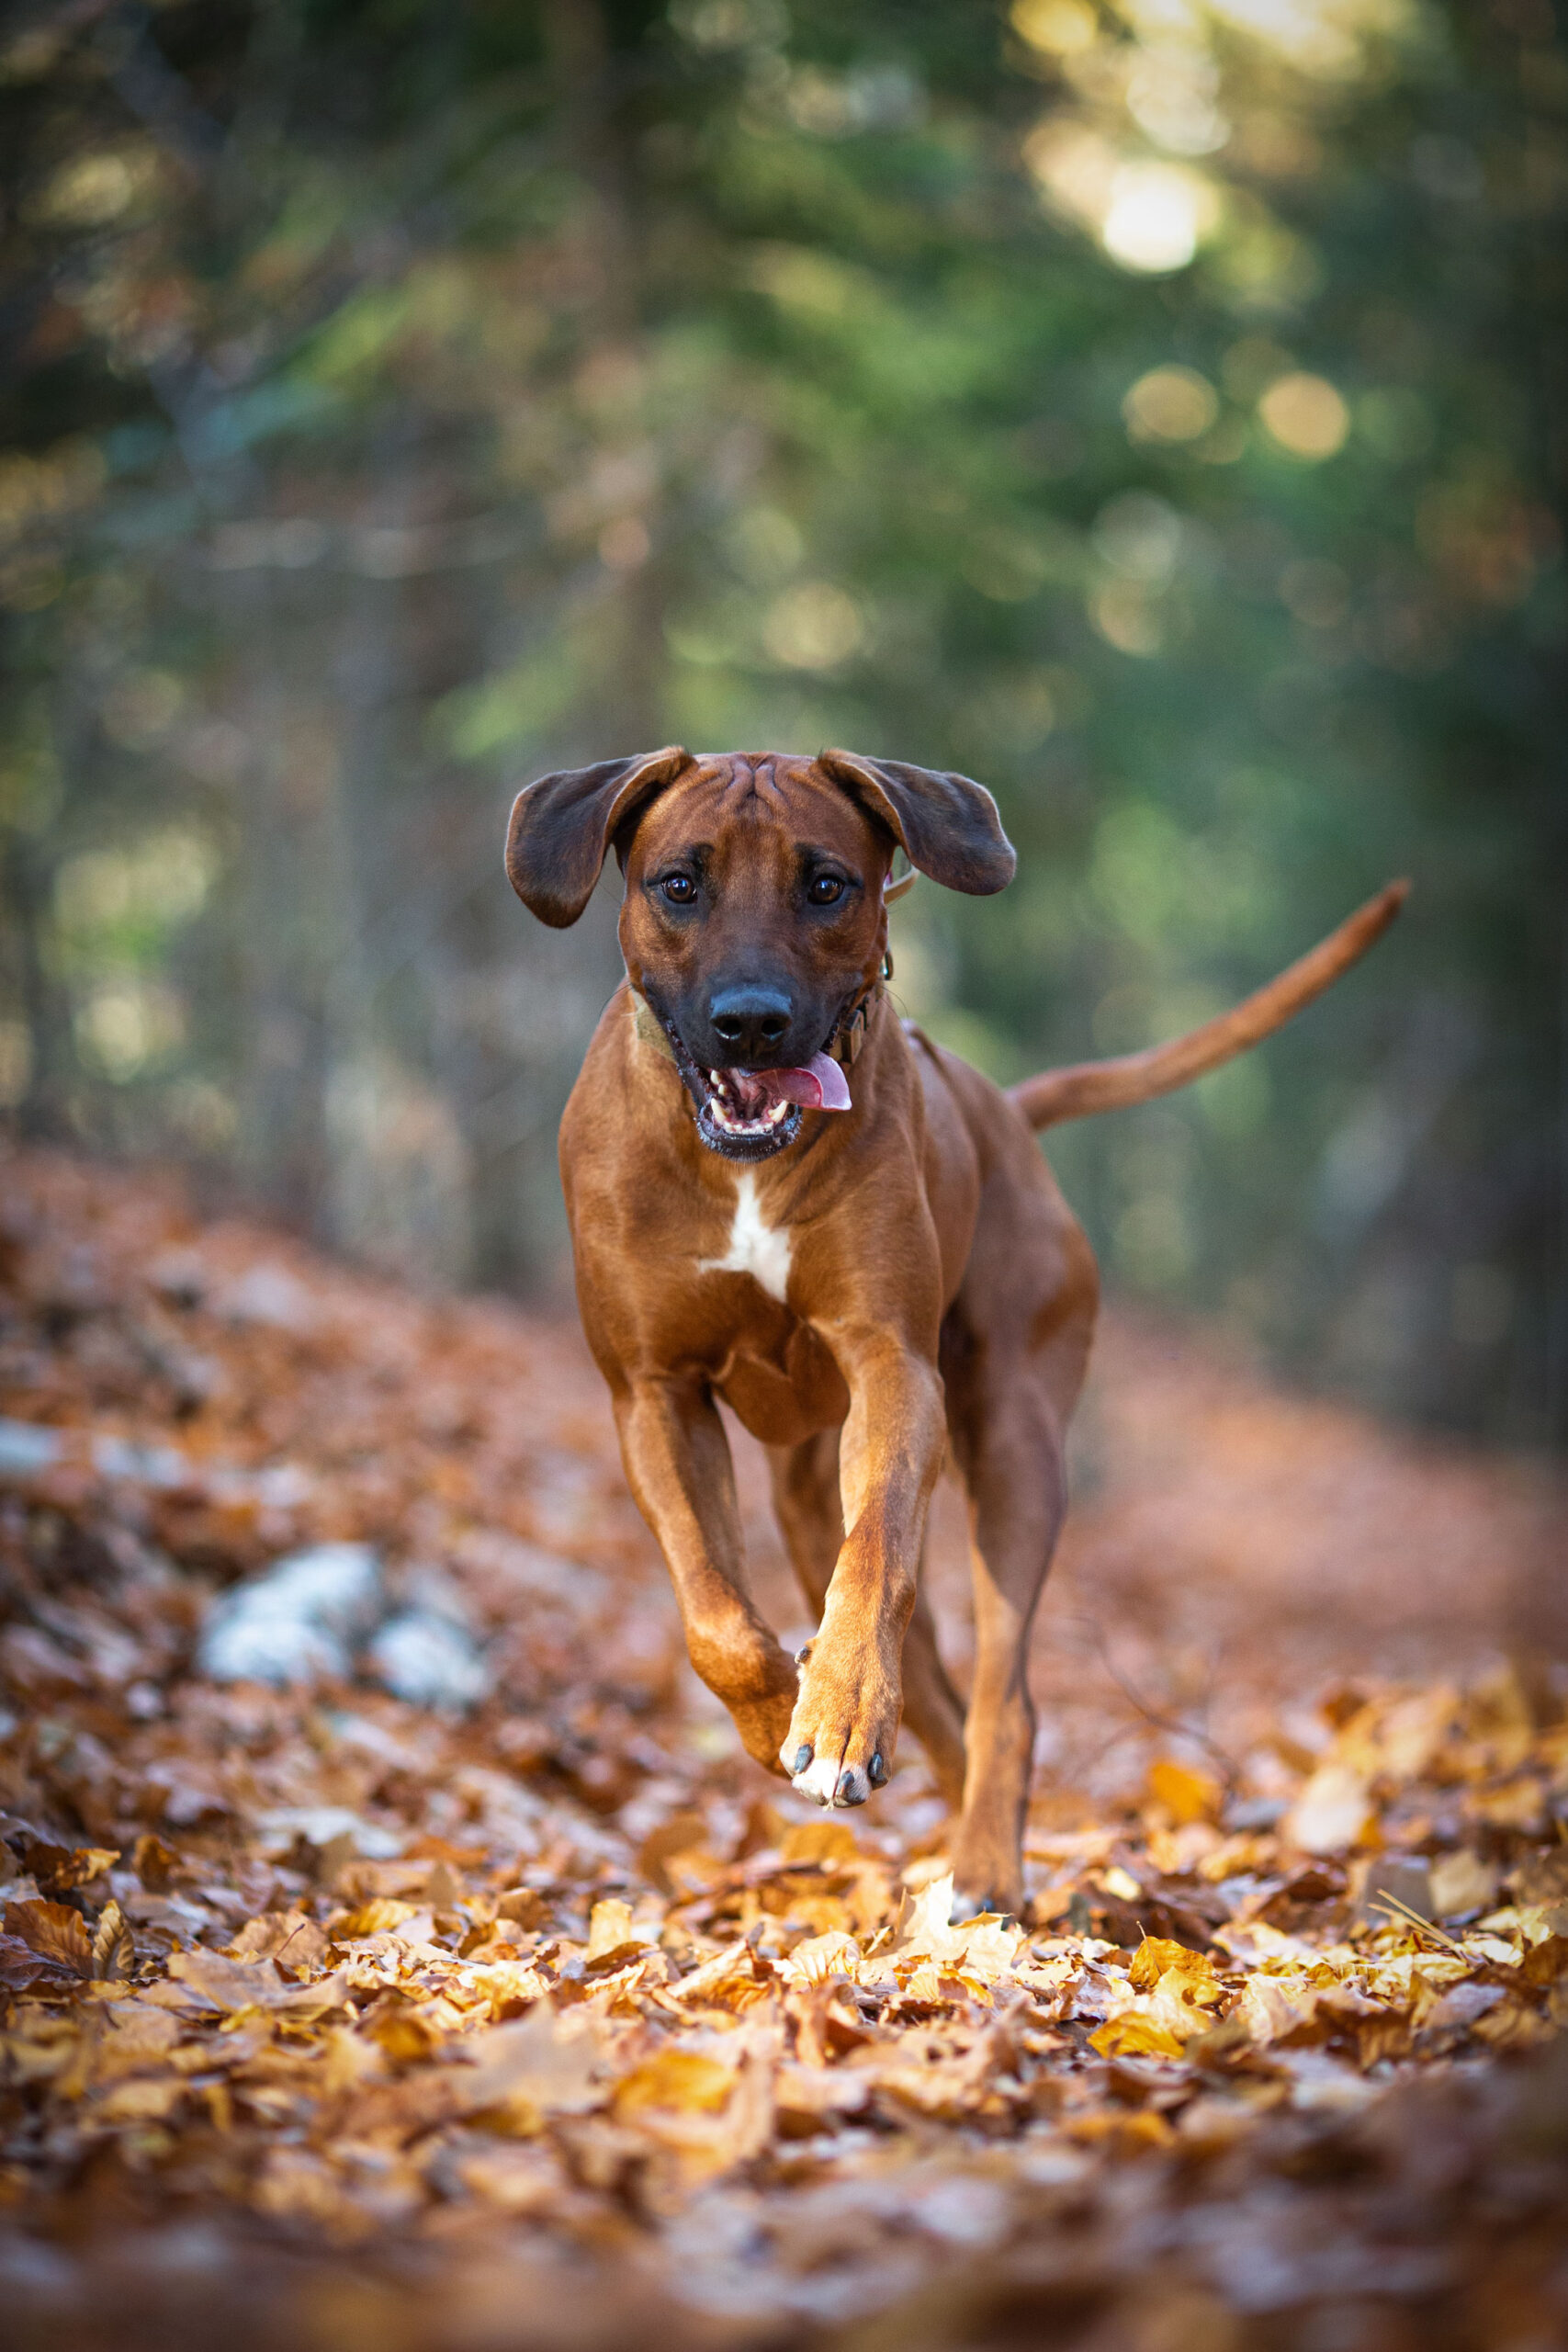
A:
[942,1175,1098,1917]
[945,1373,1068,1914]
[769,1433,966,1811]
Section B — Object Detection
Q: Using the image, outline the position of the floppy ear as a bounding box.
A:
[505,746,691,928]
[818,750,1016,896]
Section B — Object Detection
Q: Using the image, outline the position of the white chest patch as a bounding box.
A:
[699,1173,792,1305]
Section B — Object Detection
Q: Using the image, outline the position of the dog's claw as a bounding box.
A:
[836,1767,866,1806]
[791,1743,813,1775]
[868,1751,887,1787]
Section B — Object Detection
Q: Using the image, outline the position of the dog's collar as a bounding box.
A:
[627,978,885,1071]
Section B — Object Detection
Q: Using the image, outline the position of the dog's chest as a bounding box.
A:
[698,1173,792,1304]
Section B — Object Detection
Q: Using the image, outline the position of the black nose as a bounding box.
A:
[708,984,793,1062]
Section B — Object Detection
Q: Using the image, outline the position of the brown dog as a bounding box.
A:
[506,747,1404,1913]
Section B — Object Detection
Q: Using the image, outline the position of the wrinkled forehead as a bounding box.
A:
[629,752,887,872]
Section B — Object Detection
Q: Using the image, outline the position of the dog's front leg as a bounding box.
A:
[614,1374,800,1775]
[780,1330,945,1808]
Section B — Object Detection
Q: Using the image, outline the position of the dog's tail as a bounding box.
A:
[1009,878,1410,1133]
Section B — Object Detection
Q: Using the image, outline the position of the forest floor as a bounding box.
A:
[2,1148,1567,2352]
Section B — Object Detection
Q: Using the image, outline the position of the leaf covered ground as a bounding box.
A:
[2,1148,1567,2352]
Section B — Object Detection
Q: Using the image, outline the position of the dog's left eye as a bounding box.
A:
[808,874,846,905]
[660,875,696,904]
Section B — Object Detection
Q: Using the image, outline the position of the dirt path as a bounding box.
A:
[2,1150,1565,2352]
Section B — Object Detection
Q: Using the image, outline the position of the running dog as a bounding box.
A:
[506,746,1404,1912]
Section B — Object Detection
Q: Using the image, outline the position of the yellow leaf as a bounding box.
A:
[586,1899,634,1962]
[1146,1758,1221,1827]
[1128,1937,1220,1999]
[1089,2011,1187,2061]
[780,1821,859,1868]
[333,1897,419,1938]
[613,2047,736,2119]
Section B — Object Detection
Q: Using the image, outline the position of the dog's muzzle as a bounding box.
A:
[630,993,852,1162]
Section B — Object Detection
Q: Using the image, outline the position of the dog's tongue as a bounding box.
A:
[759,1054,852,1113]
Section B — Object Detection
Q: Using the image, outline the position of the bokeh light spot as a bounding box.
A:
[761,582,864,670]
[1123,365,1219,444]
[1100,164,1218,274]
[1258,371,1350,459]
[1010,0,1100,55]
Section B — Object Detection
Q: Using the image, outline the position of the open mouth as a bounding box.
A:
[679,1046,852,1162]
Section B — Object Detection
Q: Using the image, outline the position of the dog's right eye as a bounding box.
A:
[659,875,696,904]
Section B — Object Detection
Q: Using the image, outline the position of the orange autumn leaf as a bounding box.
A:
[1145,1758,1221,1827]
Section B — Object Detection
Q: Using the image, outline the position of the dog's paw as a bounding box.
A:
[779,1664,897,1809]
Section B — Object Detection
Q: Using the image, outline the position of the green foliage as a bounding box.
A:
[0,0,1562,1438]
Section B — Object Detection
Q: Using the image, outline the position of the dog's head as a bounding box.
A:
[506,749,1015,1161]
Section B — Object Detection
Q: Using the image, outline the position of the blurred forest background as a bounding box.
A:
[0,0,1562,1445]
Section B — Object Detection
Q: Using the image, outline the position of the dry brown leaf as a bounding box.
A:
[1235,1972,1325,2046]
[17,1842,120,1895]
[91,1899,134,1982]
[773,2061,872,2132]
[130,1833,182,1891]
[456,1999,606,2129]
[230,1912,333,1972]
[166,1948,349,2016]
[5,1898,94,1977]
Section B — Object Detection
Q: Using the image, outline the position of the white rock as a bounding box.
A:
[0,1420,62,1478]
[365,1608,491,1712]
[198,1542,383,1688]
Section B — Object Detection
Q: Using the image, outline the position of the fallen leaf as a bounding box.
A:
[1428,1850,1500,1921]
[91,1899,134,1981]
[614,2047,736,2119]
[14,1841,120,1895]
[457,1999,606,2128]
[1283,1764,1378,1856]
[1089,2011,1188,2061]
[0,1930,81,1990]
[1147,1758,1221,1826]
[1128,1937,1222,1998]
[780,1821,860,1868]
[166,1949,349,2016]
[5,1898,93,1977]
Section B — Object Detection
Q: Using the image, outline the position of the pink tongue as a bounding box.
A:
[761,1054,852,1113]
